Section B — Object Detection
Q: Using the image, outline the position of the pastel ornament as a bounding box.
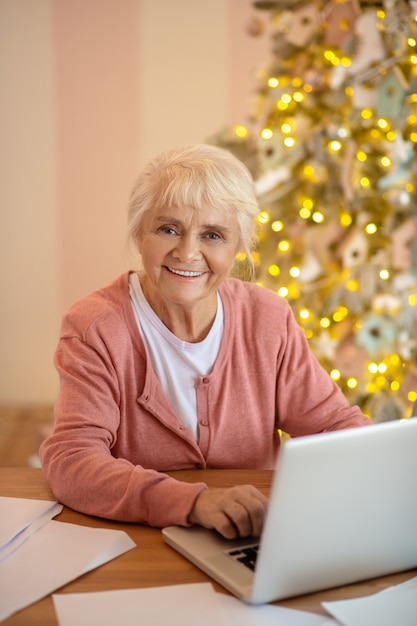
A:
[376,67,408,119]
[302,221,345,275]
[323,0,359,47]
[314,330,338,361]
[356,313,397,359]
[280,4,320,47]
[340,229,369,269]
[397,329,416,361]
[347,10,386,77]
[390,218,417,272]
[334,332,367,379]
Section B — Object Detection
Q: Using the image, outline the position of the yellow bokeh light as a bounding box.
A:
[234,125,248,138]
[330,369,341,381]
[303,164,315,178]
[360,176,371,188]
[299,308,310,320]
[389,353,400,366]
[261,128,273,140]
[409,294,417,306]
[333,306,349,322]
[281,122,292,134]
[312,211,324,223]
[268,77,279,88]
[365,223,377,234]
[271,220,284,232]
[391,380,400,391]
[340,213,352,227]
[277,100,289,111]
[268,264,280,277]
[289,266,300,278]
[235,252,247,262]
[278,240,291,252]
[356,150,367,162]
[347,279,358,291]
[257,211,270,224]
[328,140,342,152]
[368,363,378,374]
[379,269,390,280]
[284,137,296,147]
[299,207,311,219]
[278,287,288,297]
[293,91,304,102]
[347,378,358,389]
[361,108,373,120]
[320,317,331,328]
[377,118,389,130]
[324,50,335,62]
[380,156,391,167]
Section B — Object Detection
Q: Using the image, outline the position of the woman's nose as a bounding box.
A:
[173,235,202,262]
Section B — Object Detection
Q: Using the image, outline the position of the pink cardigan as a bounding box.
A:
[40,273,368,527]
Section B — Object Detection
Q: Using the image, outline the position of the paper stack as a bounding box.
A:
[0,496,135,622]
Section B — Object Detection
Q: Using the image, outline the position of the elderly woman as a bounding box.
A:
[40,144,369,539]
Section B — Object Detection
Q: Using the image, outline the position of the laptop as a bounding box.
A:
[162,418,417,605]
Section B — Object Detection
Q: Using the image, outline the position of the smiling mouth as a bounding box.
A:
[166,267,204,277]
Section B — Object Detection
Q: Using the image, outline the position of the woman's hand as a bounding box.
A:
[188,485,268,539]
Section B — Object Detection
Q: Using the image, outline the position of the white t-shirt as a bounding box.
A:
[128,273,224,441]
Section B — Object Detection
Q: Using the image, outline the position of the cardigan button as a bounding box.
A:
[200,420,209,427]
[202,377,210,384]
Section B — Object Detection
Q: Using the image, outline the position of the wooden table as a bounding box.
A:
[1,468,416,625]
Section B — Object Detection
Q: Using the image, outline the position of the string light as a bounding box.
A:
[271,220,284,232]
[365,223,377,234]
[234,126,248,138]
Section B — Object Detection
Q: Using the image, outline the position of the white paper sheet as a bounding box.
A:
[53,583,229,626]
[322,576,417,626]
[0,497,63,563]
[52,583,338,626]
[0,496,62,550]
[0,520,135,622]
[215,592,339,626]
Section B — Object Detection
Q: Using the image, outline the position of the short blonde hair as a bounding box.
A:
[127,144,259,278]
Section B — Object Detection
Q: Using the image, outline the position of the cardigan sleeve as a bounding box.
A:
[40,317,207,527]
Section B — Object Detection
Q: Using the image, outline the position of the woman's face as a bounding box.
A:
[137,202,240,312]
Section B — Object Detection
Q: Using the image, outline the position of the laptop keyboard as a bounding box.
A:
[226,544,259,571]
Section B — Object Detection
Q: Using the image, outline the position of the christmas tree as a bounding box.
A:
[212,0,417,421]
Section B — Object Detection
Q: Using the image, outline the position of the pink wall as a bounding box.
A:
[55,0,140,310]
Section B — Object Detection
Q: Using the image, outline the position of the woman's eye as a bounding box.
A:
[159,226,177,236]
[206,232,221,241]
